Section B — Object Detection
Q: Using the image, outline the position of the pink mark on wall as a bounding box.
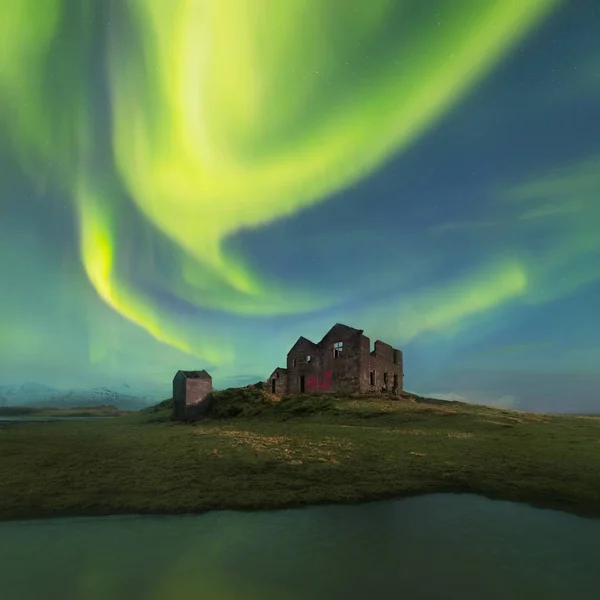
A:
[306,370,332,391]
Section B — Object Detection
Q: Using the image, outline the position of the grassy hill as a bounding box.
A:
[0,388,599,521]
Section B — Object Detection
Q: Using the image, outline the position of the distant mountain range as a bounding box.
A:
[0,382,161,411]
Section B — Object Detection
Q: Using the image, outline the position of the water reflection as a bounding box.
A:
[1,494,598,600]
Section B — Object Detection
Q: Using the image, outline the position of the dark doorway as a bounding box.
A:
[393,374,398,390]
[271,379,276,393]
[300,375,305,393]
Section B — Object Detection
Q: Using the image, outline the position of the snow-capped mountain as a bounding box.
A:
[0,383,161,410]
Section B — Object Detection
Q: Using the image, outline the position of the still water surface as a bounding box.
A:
[1,494,598,600]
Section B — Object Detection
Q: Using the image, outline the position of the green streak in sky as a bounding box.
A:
[0,0,562,360]
[107,0,561,305]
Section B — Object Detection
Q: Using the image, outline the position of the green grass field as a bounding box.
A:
[0,405,127,418]
[1,388,599,521]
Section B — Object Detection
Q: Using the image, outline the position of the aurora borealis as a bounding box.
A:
[1,0,599,411]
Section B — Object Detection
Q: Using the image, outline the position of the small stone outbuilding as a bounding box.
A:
[173,370,213,420]
[266,367,288,395]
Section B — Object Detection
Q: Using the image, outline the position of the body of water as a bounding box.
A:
[1,494,598,600]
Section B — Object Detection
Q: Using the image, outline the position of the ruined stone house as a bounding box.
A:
[172,370,213,419]
[266,323,403,396]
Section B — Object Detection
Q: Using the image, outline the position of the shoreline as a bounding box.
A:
[1,486,600,524]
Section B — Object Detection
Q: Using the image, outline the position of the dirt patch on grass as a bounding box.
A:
[194,427,352,464]
[408,429,474,438]
[405,404,460,416]
[337,424,473,438]
[523,414,553,423]
[260,392,281,403]
[483,420,514,427]
[335,399,403,414]
[334,398,460,417]
[474,409,553,425]
[395,428,474,439]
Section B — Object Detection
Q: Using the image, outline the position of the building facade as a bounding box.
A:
[266,323,404,396]
[265,366,288,395]
[173,370,213,419]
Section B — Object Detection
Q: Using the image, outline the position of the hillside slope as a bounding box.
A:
[1,389,599,521]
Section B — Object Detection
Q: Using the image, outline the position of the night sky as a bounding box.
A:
[2,1,599,412]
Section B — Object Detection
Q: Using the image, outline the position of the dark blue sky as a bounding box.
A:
[1,0,599,412]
